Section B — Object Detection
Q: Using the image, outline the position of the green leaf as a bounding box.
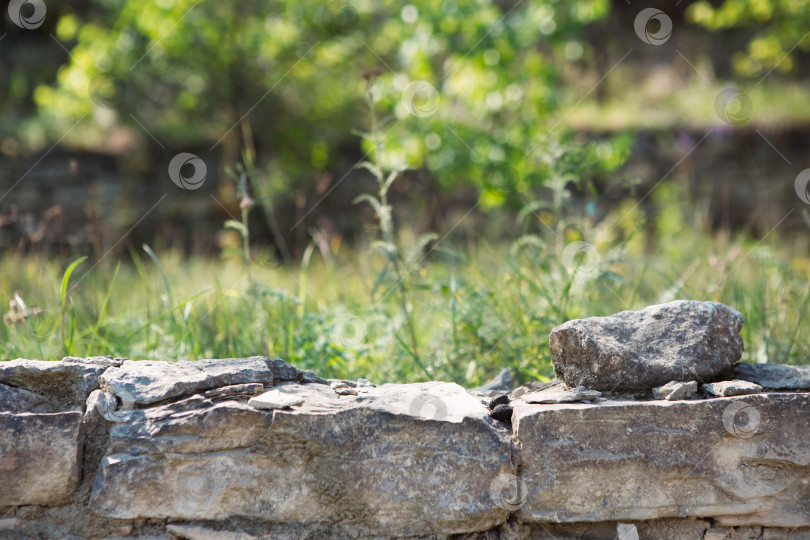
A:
[60,256,87,310]
[224,220,248,236]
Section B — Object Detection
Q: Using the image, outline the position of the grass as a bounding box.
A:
[562,74,810,131]
[2,184,809,386]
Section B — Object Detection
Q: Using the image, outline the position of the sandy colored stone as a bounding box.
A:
[89,381,513,537]
[0,411,83,506]
[514,393,810,527]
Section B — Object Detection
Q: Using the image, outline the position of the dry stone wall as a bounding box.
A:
[1,355,809,540]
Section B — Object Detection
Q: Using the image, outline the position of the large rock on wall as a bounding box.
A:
[89,381,514,537]
[513,393,810,527]
[549,300,744,391]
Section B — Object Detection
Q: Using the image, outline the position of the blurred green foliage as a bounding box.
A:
[688,0,810,76]
[32,0,630,207]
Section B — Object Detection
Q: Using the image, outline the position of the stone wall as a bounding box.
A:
[1,356,809,539]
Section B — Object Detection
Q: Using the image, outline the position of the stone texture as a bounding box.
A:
[514,393,810,527]
[0,358,109,410]
[0,382,50,412]
[703,380,763,397]
[520,387,601,404]
[247,389,305,409]
[549,300,744,391]
[616,523,639,540]
[652,380,698,400]
[0,411,83,506]
[89,381,513,537]
[735,362,810,390]
[98,356,301,407]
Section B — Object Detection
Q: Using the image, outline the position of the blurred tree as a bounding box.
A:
[32,0,628,219]
[687,0,810,76]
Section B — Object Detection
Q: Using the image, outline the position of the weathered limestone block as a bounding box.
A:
[0,358,111,410]
[90,381,513,537]
[0,411,83,506]
[514,393,810,527]
[550,300,744,391]
[98,356,303,407]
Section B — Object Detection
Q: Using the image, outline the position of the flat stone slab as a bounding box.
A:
[702,380,762,397]
[248,389,305,409]
[514,393,810,527]
[652,380,698,400]
[549,300,744,391]
[89,381,513,536]
[735,362,810,390]
[0,411,83,506]
[0,358,109,410]
[98,357,302,407]
[520,387,601,404]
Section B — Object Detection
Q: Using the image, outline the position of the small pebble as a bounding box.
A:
[488,394,510,409]
[489,403,513,422]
